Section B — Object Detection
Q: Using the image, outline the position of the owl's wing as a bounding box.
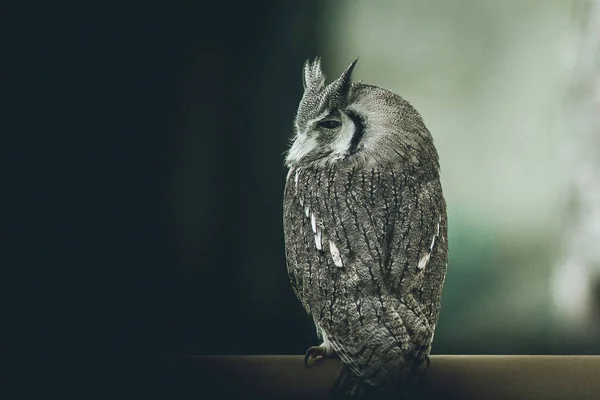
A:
[341,167,447,324]
[319,167,447,385]
[382,173,448,352]
[283,176,314,318]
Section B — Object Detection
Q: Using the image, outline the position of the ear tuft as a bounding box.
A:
[325,57,359,100]
[302,57,326,91]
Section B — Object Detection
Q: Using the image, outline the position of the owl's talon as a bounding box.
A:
[304,345,328,368]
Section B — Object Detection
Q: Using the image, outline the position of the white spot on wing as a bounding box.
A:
[329,240,343,267]
[315,229,322,250]
[310,212,317,233]
[429,324,437,344]
[305,205,310,218]
[430,222,440,251]
[294,169,299,189]
[420,218,442,270]
[418,253,430,270]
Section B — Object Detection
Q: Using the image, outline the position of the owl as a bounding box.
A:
[283,58,448,397]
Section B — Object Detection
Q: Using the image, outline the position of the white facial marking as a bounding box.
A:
[286,111,330,166]
[315,229,322,250]
[310,212,317,233]
[329,240,343,267]
[286,135,319,165]
[329,111,356,158]
[418,253,430,270]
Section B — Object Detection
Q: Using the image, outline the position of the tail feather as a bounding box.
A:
[328,364,372,399]
[328,362,431,399]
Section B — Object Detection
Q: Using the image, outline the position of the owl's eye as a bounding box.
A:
[318,119,341,130]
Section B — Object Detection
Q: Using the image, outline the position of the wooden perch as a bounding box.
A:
[172,355,600,399]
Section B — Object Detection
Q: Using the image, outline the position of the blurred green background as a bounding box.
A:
[319,0,578,353]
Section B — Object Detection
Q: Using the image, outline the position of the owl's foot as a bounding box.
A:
[304,343,334,368]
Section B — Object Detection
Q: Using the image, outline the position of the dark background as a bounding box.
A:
[15,1,323,375]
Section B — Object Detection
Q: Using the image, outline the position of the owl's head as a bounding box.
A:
[286,58,439,171]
